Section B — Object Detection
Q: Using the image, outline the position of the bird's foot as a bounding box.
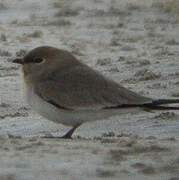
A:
[41,124,81,139]
[41,134,72,139]
[41,132,58,138]
[59,124,81,139]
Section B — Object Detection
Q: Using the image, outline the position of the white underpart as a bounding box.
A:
[24,82,141,127]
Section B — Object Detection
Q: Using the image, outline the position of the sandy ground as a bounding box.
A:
[0,0,179,179]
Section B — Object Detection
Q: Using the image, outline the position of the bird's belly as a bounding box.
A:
[25,85,140,126]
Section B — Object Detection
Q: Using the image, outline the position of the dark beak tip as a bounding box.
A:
[12,58,23,64]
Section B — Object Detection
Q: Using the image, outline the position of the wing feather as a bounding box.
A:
[35,64,152,110]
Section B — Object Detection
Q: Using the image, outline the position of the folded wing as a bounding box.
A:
[35,64,152,110]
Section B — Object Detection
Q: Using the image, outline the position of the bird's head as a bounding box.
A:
[13,46,79,83]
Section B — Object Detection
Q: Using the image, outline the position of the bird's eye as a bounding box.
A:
[34,57,45,63]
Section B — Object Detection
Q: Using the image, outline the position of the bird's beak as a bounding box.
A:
[12,58,24,64]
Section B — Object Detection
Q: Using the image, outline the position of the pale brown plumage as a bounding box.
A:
[12,46,179,138]
[22,46,152,110]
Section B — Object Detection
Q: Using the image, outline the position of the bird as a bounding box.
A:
[12,46,179,139]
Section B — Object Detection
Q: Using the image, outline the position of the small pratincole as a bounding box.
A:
[13,46,179,138]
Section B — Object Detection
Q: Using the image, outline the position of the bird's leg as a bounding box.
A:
[60,124,81,139]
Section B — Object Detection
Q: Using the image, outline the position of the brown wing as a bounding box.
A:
[35,64,152,110]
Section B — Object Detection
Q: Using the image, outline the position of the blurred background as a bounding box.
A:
[0,0,179,137]
[0,0,179,179]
